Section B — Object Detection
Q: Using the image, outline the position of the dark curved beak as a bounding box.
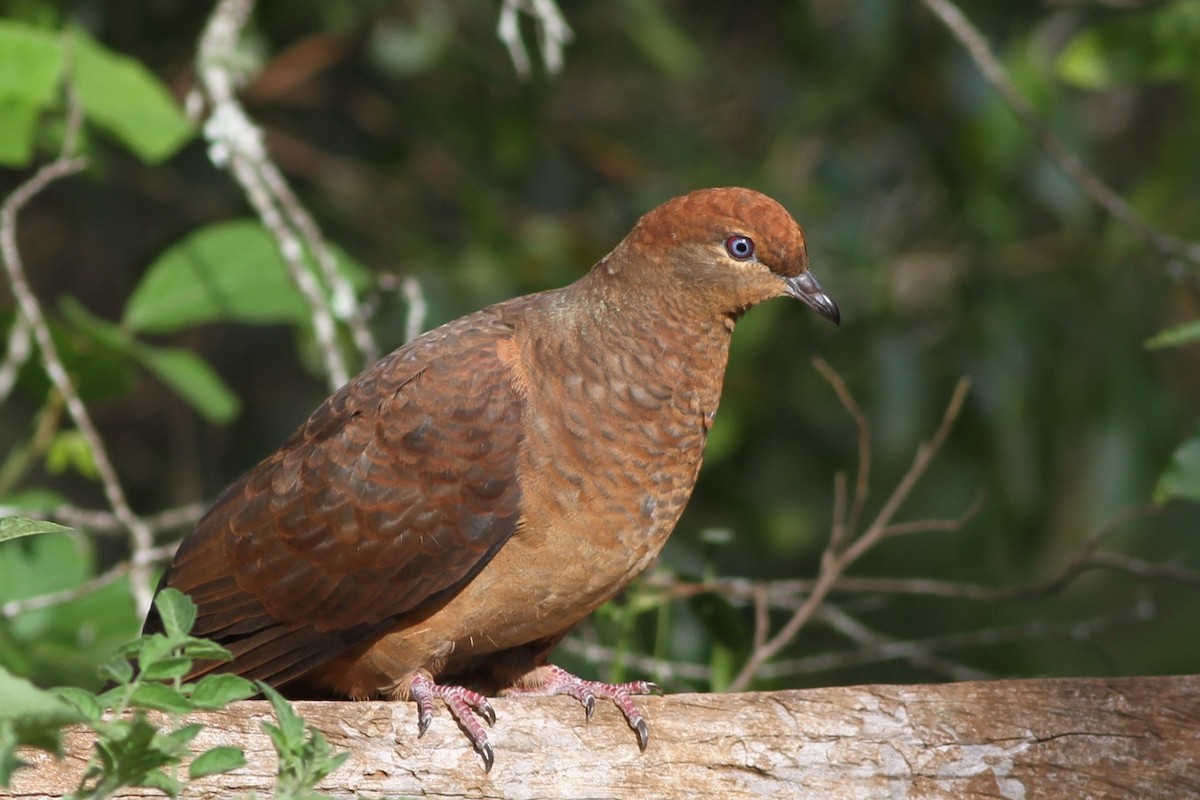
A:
[785,271,840,325]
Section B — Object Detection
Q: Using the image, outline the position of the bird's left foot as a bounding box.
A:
[409,672,497,771]
[503,664,662,750]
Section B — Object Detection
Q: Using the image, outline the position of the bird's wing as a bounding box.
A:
[147,310,526,686]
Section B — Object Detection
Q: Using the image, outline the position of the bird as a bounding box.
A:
[144,187,839,771]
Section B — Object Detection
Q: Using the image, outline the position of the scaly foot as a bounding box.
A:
[504,664,662,750]
[409,673,497,771]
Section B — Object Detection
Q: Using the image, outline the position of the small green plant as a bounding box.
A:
[55,588,254,797]
[0,587,349,798]
[258,683,349,800]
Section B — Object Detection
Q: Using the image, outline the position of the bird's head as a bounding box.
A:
[605,187,840,326]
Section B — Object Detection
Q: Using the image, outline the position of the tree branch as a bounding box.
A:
[919,0,1200,273]
[10,676,1198,798]
[0,94,158,619]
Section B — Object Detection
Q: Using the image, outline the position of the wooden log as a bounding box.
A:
[6,675,1198,799]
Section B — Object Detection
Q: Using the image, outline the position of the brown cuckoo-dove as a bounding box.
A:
[144,187,840,770]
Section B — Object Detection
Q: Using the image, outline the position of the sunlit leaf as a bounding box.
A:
[188,746,246,779]
[68,26,192,163]
[188,674,256,709]
[60,296,240,424]
[0,99,40,166]
[152,589,196,641]
[1155,433,1200,504]
[134,347,240,424]
[123,220,370,334]
[1057,0,1200,89]
[1145,319,1200,350]
[129,683,193,714]
[44,430,99,480]
[0,21,63,105]
[0,518,73,544]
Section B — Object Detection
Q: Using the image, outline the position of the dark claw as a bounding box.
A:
[479,742,495,773]
[634,718,650,751]
[583,694,596,721]
[645,682,663,696]
[417,710,432,738]
[480,700,497,726]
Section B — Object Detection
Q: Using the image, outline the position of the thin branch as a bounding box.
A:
[401,275,428,343]
[0,501,208,536]
[814,357,871,540]
[196,0,355,390]
[255,146,378,363]
[0,95,158,619]
[0,543,178,620]
[0,312,32,402]
[727,379,971,691]
[759,598,1155,680]
[814,603,994,682]
[919,0,1200,271]
[496,0,574,79]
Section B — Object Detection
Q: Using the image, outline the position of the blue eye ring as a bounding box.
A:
[725,235,755,261]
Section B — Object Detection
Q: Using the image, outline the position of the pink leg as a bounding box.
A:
[409,673,497,771]
[504,664,662,750]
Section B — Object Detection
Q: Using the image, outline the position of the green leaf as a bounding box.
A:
[0,489,68,513]
[0,666,86,775]
[188,745,246,779]
[138,657,193,683]
[0,21,63,106]
[0,517,73,543]
[97,658,134,687]
[0,99,40,166]
[44,429,99,479]
[160,722,203,748]
[1146,319,1200,350]
[122,220,370,334]
[188,674,256,709]
[0,666,85,731]
[134,346,240,423]
[49,686,103,721]
[153,588,197,640]
[129,683,193,714]
[137,767,183,796]
[1155,433,1200,504]
[67,26,192,163]
[258,683,305,748]
[1057,0,1200,89]
[59,296,241,424]
[177,637,233,663]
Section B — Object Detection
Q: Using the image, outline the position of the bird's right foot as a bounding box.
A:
[408,672,497,771]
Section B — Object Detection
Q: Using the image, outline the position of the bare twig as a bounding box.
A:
[642,505,1189,611]
[0,95,158,619]
[496,0,574,79]
[563,594,1153,688]
[814,357,871,541]
[0,501,208,536]
[196,0,358,390]
[814,604,994,682]
[0,543,178,620]
[727,378,971,691]
[401,275,428,343]
[919,0,1200,271]
[759,596,1155,680]
[0,312,32,402]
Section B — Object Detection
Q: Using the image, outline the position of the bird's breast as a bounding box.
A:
[507,330,727,620]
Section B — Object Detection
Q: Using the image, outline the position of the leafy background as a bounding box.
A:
[1,0,1198,695]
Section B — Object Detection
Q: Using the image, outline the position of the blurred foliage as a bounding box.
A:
[0,0,1198,694]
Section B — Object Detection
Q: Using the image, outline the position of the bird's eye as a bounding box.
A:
[725,235,755,261]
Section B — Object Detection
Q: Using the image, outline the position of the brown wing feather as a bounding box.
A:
[146,307,527,686]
